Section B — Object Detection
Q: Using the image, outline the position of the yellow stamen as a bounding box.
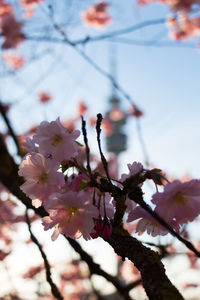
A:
[37,172,48,184]
[174,192,187,205]
[67,207,77,223]
[51,134,62,146]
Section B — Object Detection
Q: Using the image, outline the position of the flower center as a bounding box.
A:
[67,207,77,222]
[37,172,48,184]
[174,192,187,205]
[51,134,62,147]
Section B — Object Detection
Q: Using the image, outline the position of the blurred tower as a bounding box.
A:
[105,46,127,155]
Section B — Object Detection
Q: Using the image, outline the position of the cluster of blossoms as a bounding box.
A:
[19,0,44,18]
[18,118,113,240]
[19,118,200,241]
[138,0,200,40]
[81,1,111,29]
[166,14,200,40]
[0,0,43,50]
[138,0,200,12]
[0,0,25,49]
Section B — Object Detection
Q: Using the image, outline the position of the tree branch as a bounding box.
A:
[25,210,64,300]
[66,237,133,300]
[107,227,184,300]
[0,102,22,156]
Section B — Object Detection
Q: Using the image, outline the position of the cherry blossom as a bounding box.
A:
[119,162,143,214]
[18,153,65,205]
[32,118,80,162]
[120,161,143,182]
[61,118,76,133]
[38,91,52,103]
[127,206,181,237]
[152,179,200,223]
[81,1,111,29]
[76,100,87,117]
[22,136,38,153]
[138,0,200,40]
[42,190,99,240]
[65,174,90,192]
[66,175,114,218]
[138,0,200,12]
[19,0,44,18]
[166,14,200,40]
[0,1,12,19]
[2,53,24,70]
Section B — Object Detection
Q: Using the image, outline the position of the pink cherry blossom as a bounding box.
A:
[32,118,80,163]
[2,53,24,70]
[81,1,111,29]
[18,153,65,205]
[38,91,51,103]
[125,197,137,213]
[66,174,90,192]
[166,14,200,41]
[119,162,143,214]
[19,0,43,18]
[61,118,76,133]
[43,190,99,240]
[120,161,143,182]
[138,0,200,12]
[152,179,200,224]
[76,100,87,117]
[22,137,38,153]
[66,175,114,219]
[0,1,12,19]
[128,206,181,237]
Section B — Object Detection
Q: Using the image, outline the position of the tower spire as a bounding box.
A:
[105,44,127,155]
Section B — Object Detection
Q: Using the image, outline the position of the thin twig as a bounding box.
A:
[96,113,112,184]
[72,18,166,45]
[66,237,133,300]
[108,37,197,49]
[47,19,139,108]
[131,196,200,258]
[25,210,64,300]
[81,116,92,178]
[73,46,137,107]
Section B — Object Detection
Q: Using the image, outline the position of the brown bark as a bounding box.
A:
[108,227,184,300]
